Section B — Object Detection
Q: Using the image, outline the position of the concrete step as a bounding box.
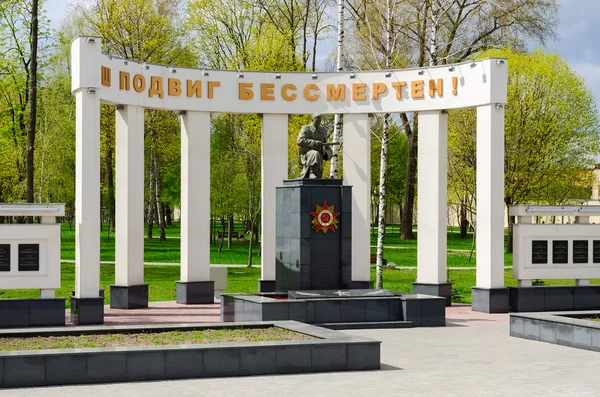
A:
[318,321,413,330]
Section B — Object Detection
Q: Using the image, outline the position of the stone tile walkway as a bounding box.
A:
[9,304,600,396]
[65,301,222,326]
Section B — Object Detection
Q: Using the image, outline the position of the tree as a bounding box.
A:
[347,0,558,240]
[329,0,345,179]
[0,0,49,209]
[448,49,600,252]
[25,0,39,217]
[447,108,476,239]
[78,0,195,239]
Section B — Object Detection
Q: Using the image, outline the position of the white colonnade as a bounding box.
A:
[71,36,508,324]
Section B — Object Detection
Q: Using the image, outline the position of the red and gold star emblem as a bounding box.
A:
[310,201,340,233]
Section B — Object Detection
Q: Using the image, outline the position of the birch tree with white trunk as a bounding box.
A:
[374,0,393,289]
[329,0,344,179]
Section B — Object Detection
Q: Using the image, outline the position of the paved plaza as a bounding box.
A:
[5,304,600,396]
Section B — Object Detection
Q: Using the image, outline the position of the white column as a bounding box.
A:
[115,106,145,286]
[261,114,289,281]
[343,114,371,283]
[75,89,101,298]
[476,104,505,289]
[417,110,448,284]
[180,111,211,282]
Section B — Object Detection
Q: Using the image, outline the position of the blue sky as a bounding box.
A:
[44,0,600,113]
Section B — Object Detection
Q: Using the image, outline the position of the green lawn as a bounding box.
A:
[0,222,590,305]
[61,222,261,265]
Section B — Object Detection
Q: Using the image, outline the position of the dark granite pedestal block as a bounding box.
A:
[29,299,66,326]
[176,281,215,304]
[509,286,600,312]
[472,287,509,313]
[258,280,276,293]
[351,281,373,289]
[70,297,104,325]
[276,179,352,292]
[110,284,148,309]
[412,283,452,306]
[0,299,66,328]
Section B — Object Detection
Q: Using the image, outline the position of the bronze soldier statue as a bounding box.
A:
[296,114,333,178]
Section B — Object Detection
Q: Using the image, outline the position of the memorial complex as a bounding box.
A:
[67,36,509,325]
[1,33,600,390]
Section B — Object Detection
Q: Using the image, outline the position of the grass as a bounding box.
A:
[60,222,261,264]
[0,327,314,351]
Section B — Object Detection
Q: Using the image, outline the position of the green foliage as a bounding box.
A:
[496,48,600,205]
[370,116,408,208]
[449,49,600,210]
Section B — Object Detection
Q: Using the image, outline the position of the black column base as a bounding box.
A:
[70,297,104,325]
[413,283,452,306]
[176,281,215,304]
[350,281,374,289]
[259,280,276,293]
[110,284,148,309]
[472,287,509,313]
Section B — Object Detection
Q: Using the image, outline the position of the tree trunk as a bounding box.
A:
[147,153,156,239]
[329,0,344,179]
[247,219,254,267]
[400,115,417,240]
[460,201,468,238]
[153,150,166,242]
[507,202,514,253]
[165,204,172,226]
[302,0,310,70]
[376,113,390,289]
[227,216,233,249]
[25,0,39,224]
[375,0,392,289]
[218,217,225,254]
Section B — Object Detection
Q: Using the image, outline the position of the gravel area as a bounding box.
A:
[0,327,316,351]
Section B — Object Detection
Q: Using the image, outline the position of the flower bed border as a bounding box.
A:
[0,321,380,388]
[510,311,600,352]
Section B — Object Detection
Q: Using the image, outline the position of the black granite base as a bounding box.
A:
[509,286,600,312]
[70,297,104,325]
[221,291,446,328]
[110,284,148,309]
[471,287,509,313]
[351,281,374,289]
[0,299,66,328]
[259,280,276,293]
[176,281,215,304]
[510,312,600,352]
[412,283,452,306]
[0,321,380,388]
[276,179,353,292]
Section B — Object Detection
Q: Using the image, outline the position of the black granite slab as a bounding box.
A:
[222,292,446,328]
[288,289,395,300]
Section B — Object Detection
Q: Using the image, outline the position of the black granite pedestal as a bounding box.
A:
[0,299,66,328]
[472,287,509,313]
[509,285,600,312]
[258,280,276,293]
[70,297,104,325]
[176,281,215,304]
[109,284,148,309]
[413,283,452,307]
[276,179,352,292]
